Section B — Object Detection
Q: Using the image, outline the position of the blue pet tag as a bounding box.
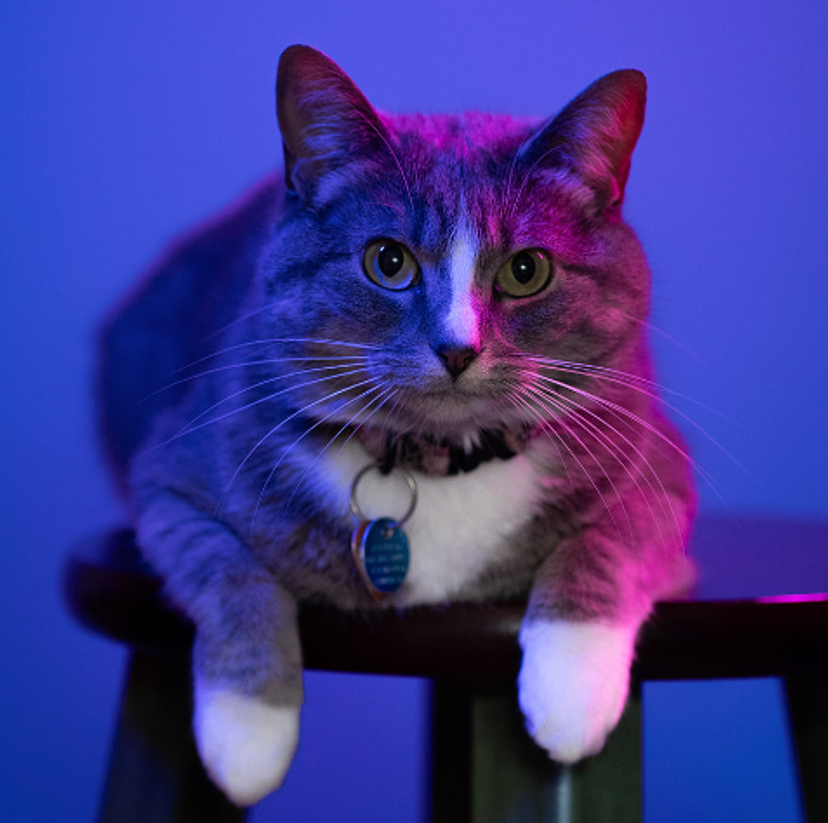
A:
[349,462,418,602]
[352,518,410,599]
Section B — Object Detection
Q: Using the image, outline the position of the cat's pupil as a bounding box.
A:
[378,244,405,277]
[512,251,536,285]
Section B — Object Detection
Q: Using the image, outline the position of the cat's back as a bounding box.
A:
[98,173,284,489]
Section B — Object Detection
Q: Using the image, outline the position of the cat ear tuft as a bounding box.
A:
[276,45,389,201]
[520,70,647,213]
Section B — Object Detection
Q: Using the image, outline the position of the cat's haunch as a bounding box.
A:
[98,44,695,806]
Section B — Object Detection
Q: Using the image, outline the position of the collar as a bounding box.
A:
[355,425,532,477]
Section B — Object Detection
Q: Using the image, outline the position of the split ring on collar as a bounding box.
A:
[349,461,418,529]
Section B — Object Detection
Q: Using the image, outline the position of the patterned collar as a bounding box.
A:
[355,425,532,477]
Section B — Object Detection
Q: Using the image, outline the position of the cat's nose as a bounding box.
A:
[438,346,478,379]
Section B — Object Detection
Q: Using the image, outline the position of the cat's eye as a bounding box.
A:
[495,249,553,298]
[363,240,421,291]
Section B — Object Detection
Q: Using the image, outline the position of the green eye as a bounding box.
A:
[363,240,420,290]
[495,248,553,298]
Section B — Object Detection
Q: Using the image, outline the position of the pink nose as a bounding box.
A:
[438,347,478,379]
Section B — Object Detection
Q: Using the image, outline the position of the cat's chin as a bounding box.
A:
[321,405,522,444]
[395,398,528,440]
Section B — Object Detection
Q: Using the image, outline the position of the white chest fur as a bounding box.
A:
[318,439,546,605]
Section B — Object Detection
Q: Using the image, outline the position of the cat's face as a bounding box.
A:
[257,48,649,444]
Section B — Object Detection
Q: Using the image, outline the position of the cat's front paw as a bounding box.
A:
[517,619,636,763]
[194,681,300,806]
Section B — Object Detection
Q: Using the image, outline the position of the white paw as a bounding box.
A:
[194,681,301,806]
[517,619,636,763]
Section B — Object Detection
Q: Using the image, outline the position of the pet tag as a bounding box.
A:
[350,462,417,601]
[352,518,410,596]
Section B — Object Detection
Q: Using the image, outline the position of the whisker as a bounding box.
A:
[503,383,576,493]
[141,366,366,457]
[616,310,704,362]
[521,353,667,394]
[511,384,629,541]
[526,377,682,547]
[281,386,401,518]
[216,375,377,517]
[528,368,721,495]
[367,390,405,437]
[510,385,622,529]
[203,305,288,342]
[506,144,562,222]
[523,354,748,479]
[529,382,636,540]
[153,336,381,382]
[504,118,544,211]
[192,366,367,440]
[166,363,366,441]
[138,354,367,408]
[352,109,415,213]
[526,353,740,427]
[249,382,389,532]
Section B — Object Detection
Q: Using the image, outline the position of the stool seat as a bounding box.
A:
[64,528,828,681]
[64,519,828,822]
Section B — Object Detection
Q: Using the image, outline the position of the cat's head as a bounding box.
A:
[257,45,650,446]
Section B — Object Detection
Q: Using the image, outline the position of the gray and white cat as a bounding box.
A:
[99,44,696,805]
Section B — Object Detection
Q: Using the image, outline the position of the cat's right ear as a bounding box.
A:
[276,45,389,202]
[518,70,647,216]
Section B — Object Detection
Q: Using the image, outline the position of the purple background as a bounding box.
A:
[2,1,826,820]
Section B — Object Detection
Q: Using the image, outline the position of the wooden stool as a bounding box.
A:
[63,519,828,822]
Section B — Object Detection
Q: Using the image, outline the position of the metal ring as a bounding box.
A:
[349,461,418,529]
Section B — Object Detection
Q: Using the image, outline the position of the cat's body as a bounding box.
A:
[99,45,696,805]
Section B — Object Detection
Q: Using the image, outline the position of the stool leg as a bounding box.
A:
[566,685,642,823]
[784,668,828,823]
[99,650,246,823]
[429,679,642,823]
[430,679,473,823]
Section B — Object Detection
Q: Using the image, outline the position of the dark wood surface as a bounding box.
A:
[63,517,828,683]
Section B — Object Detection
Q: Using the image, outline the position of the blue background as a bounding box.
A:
[2,1,826,820]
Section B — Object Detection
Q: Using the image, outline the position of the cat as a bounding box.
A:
[98,44,696,806]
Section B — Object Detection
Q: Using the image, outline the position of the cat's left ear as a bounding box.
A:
[519,70,647,214]
[276,45,389,202]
